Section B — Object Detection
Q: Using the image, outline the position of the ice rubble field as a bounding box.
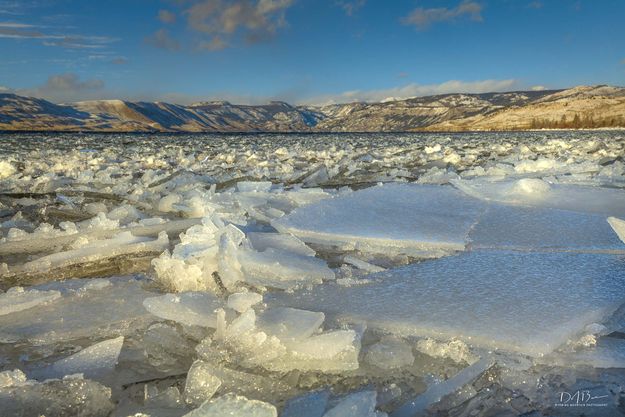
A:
[0,131,625,416]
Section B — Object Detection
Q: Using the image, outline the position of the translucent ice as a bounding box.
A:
[452,178,625,218]
[363,337,414,370]
[42,336,124,380]
[0,375,114,417]
[282,390,329,417]
[238,248,335,290]
[469,205,625,252]
[272,183,486,255]
[247,232,316,257]
[143,292,224,328]
[184,360,223,406]
[0,286,61,316]
[183,393,277,417]
[227,291,263,313]
[323,391,381,417]
[391,357,493,417]
[256,307,325,343]
[0,277,158,345]
[268,251,625,357]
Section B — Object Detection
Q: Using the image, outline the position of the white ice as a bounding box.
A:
[268,251,625,357]
[37,336,124,380]
[0,277,158,345]
[452,178,625,218]
[0,286,61,316]
[272,183,486,256]
[143,292,224,328]
[184,360,223,406]
[183,393,277,417]
[323,391,385,417]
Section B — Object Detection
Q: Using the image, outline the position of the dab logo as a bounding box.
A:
[555,389,609,408]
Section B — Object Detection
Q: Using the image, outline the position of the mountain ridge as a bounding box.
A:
[1,85,624,132]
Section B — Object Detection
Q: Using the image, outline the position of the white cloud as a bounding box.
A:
[12,73,106,103]
[530,85,546,91]
[301,79,520,105]
[402,1,483,31]
[155,0,296,51]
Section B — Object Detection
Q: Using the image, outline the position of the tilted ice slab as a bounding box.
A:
[452,178,625,218]
[268,251,625,357]
[272,183,486,255]
[33,336,124,380]
[0,277,158,345]
[143,292,224,328]
[0,287,61,316]
[469,204,625,252]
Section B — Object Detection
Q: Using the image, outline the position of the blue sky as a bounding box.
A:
[1,0,624,104]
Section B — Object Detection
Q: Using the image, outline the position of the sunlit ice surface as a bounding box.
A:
[1,131,625,417]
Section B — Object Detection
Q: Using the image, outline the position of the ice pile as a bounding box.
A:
[143,291,362,374]
[0,370,113,417]
[152,214,334,292]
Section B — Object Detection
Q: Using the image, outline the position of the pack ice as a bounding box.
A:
[268,251,625,357]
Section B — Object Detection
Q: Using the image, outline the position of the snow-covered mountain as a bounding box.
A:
[1,85,624,132]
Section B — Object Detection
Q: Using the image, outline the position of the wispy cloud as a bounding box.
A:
[336,0,366,17]
[302,79,519,105]
[145,28,180,51]
[8,73,106,103]
[149,0,294,52]
[402,1,483,31]
[0,20,119,49]
[158,9,176,24]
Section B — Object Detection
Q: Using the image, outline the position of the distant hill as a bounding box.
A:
[1,85,624,132]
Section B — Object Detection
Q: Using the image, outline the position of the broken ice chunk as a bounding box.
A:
[272,183,486,255]
[0,375,114,417]
[236,181,273,193]
[184,360,223,407]
[323,391,380,417]
[0,286,61,316]
[452,178,625,218]
[538,336,625,369]
[183,393,277,417]
[247,232,316,256]
[391,357,493,417]
[282,390,330,417]
[608,217,625,244]
[256,307,324,342]
[0,277,158,345]
[143,292,224,328]
[238,248,334,290]
[6,231,168,284]
[39,336,124,380]
[268,251,625,357]
[227,292,263,313]
[363,337,414,370]
[415,338,477,364]
[0,369,27,388]
[269,329,361,373]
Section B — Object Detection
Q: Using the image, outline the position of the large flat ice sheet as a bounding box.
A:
[272,183,486,255]
[469,205,625,252]
[267,251,625,357]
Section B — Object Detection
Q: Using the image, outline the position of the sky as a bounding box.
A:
[0,0,624,105]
